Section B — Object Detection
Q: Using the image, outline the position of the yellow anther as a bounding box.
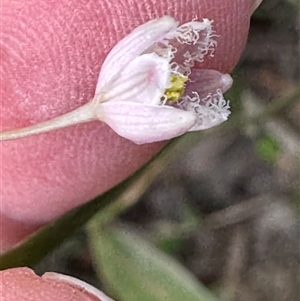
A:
[165,75,188,102]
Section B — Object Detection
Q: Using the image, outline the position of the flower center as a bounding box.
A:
[164,74,188,102]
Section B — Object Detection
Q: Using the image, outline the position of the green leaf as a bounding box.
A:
[87,223,221,301]
[0,132,204,270]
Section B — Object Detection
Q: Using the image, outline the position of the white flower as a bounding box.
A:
[0,16,232,144]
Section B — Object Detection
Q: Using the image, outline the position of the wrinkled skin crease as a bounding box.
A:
[0,0,252,252]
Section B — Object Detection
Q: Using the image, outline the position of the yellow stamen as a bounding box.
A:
[165,75,188,102]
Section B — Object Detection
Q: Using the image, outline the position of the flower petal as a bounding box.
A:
[103,53,171,105]
[96,102,196,144]
[164,19,217,75]
[96,16,178,92]
[185,69,233,99]
[179,69,231,131]
[181,89,230,131]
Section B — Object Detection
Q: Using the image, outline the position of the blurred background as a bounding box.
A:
[34,1,300,300]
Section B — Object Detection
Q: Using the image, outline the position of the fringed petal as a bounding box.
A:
[163,19,217,75]
[180,89,230,131]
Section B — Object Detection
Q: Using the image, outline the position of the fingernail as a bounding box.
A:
[251,0,263,14]
[43,272,115,301]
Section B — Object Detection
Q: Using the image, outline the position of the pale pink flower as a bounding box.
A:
[0,16,232,144]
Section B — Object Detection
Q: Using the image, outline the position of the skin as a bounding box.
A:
[1,0,258,253]
[0,268,112,301]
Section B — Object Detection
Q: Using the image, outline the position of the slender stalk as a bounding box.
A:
[0,101,96,141]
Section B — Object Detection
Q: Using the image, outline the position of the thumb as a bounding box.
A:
[0,268,114,301]
[1,0,256,251]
